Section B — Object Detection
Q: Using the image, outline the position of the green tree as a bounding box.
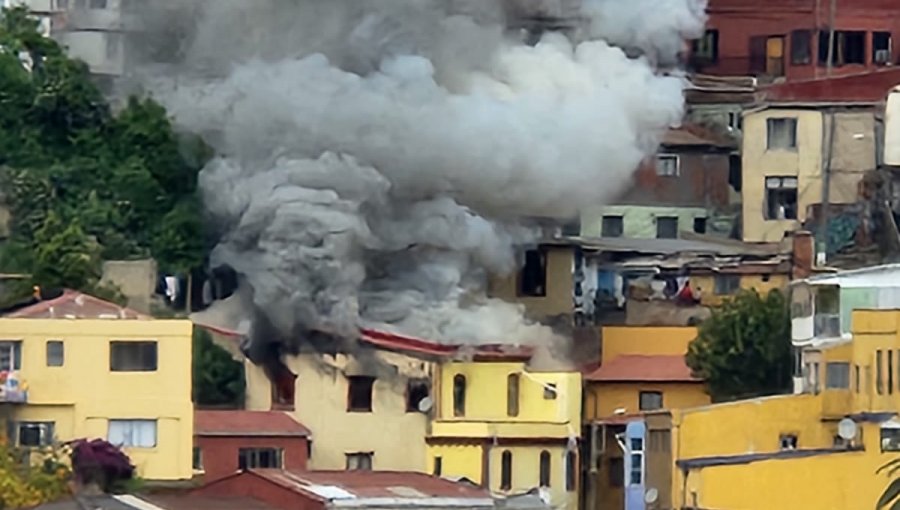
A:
[685,289,793,402]
[192,328,245,407]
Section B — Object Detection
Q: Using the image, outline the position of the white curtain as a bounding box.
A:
[108,420,157,448]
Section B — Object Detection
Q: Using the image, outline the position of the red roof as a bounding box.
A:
[763,69,900,103]
[4,289,148,319]
[144,495,280,510]
[194,410,310,437]
[247,469,490,500]
[584,355,699,383]
[663,124,735,148]
[359,329,533,361]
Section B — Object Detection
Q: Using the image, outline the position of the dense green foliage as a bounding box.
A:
[193,328,245,407]
[685,289,793,402]
[0,7,210,298]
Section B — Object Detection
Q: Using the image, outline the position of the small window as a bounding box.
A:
[507,374,520,417]
[714,274,741,295]
[518,249,547,297]
[601,215,624,238]
[268,362,297,410]
[656,154,680,177]
[346,452,373,471]
[693,217,707,234]
[453,374,466,417]
[239,448,283,469]
[46,341,64,367]
[639,391,663,411]
[347,376,375,412]
[656,216,678,239]
[16,422,54,447]
[767,118,798,150]
[543,383,558,400]
[791,29,812,65]
[855,364,861,393]
[874,32,892,65]
[882,428,900,452]
[765,176,798,220]
[691,29,719,63]
[406,379,430,413]
[108,419,157,448]
[608,457,624,487]
[628,438,643,485]
[192,447,203,470]
[566,450,577,492]
[812,362,821,394]
[779,434,798,450]
[878,350,884,395]
[818,30,866,66]
[433,456,442,476]
[826,362,850,389]
[110,341,157,372]
[539,450,551,487]
[890,354,895,395]
[0,341,22,371]
[561,219,580,237]
[500,450,513,490]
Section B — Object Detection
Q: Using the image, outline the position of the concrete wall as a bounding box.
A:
[690,272,790,306]
[488,246,574,320]
[100,259,157,314]
[585,382,709,420]
[0,318,194,480]
[194,435,309,482]
[581,205,708,239]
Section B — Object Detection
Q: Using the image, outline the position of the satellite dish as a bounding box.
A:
[838,418,858,440]
[417,396,434,413]
[644,488,659,504]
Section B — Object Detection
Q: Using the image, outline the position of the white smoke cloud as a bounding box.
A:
[139,0,704,350]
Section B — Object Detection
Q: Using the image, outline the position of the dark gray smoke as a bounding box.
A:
[133,0,707,353]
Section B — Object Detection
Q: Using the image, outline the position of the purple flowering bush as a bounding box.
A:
[70,439,135,493]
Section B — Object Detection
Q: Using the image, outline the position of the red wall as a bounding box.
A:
[194,471,324,510]
[195,435,309,482]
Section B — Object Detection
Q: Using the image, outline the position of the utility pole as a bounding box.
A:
[814,0,821,78]
[818,109,837,264]
[825,0,836,77]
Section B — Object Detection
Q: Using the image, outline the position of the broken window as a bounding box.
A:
[346,452,373,471]
[602,216,624,238]
[543,382,558,400]
[238,448,283,469]
[518,249,547,297]
[453,374,466,417]
[691,29,719,63]
[693,217,707,234]
[791,29,812,65]
[266,361,297,410]
[507,373,520,417]
[639,391,663,411]
[347,376,375,412]
[656,216,678,239]
[539,450,551,487]
[818,30,866,66]
[764,176,798,220]
[766,118,798,150]
[825,362,850,389]
[656,154,679,177]
[874,32,892,65]
[500,450,513,490]
[406,379,430,412]
[779,434,798,450]
[714,274,741,295]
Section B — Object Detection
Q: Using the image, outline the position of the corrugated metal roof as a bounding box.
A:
[5,289,149,319]
[194,410,311,437]
[561,236,780,257]
[763,69,900,104]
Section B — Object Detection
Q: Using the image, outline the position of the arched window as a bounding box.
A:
[507,373,520,417]
[539,450,551,487]
[453,374,466,417]
[500,450,513,490]
[565,450,577,492]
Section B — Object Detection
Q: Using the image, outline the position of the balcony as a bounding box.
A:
[0,372,27,404]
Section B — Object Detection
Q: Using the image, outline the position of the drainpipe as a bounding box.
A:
[817,108,837,264]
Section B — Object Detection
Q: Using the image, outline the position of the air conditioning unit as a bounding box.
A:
[876,49,892,64]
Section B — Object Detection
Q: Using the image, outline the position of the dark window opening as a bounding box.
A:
[539,450,551,487]
[882,428,900,452]
[877,350,884,395]
[347,376,375,412]
[46,340,64,367]
[656,216,678,239]
[602,215,624,238]
[693,217,707,234]
[518,249,547,297]
[874,32,892,65]
[266,361,297,410]
[656,154,679,176]
[500,450,513,490]
[691,29,719,63]
[453,374,466,417]
[855,364,861,393]
[765,176,798,220]
[406,379,430,412]
[346,452,373,471]
[750,35,785,76]
[779,434,798,450]
[544,383,558,400]
[608,457,624,487]
[728,154,742,192]
[715,274,741,295]
[433,456,442,476]
[791,29,812,65]
[110,341,157,372]
[17,422,54,447]
[193,447,203,470]
[565,450,577,492]
[238,448,283,469]
[507,373,520,417]
[818,30,866,66]
[767,118,798,150]
[639,391,663,411]
[889,354,894,395]
[561,219,581,237]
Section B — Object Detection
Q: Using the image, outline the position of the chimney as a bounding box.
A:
[792,231,815,280]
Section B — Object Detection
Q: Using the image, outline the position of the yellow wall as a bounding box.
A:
[0,318,193,480]
[244,350,431,472]
[585,382,709,420]
[488,246,574,320]
[600,326,697,365]
[742,108,823,243]
[427,443,483,483]
[691,272,790,306]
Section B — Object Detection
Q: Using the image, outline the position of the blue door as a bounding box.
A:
[624,421,646,510]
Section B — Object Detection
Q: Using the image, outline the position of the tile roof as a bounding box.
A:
[194,410,310,437]
[248,469,491,501]
[5,289,149,319]
[584,354,699,383]
[143,495,280,510]
[359,329,534,361]
[662,124,735,148]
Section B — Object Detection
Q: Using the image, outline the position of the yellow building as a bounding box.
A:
[0,290,194,480]
[488,244,575,322]
[741,105,875,243]
[614,308,900,510]
[427,352,582,510]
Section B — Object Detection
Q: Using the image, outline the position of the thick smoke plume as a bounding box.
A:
[135,0,707,357]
